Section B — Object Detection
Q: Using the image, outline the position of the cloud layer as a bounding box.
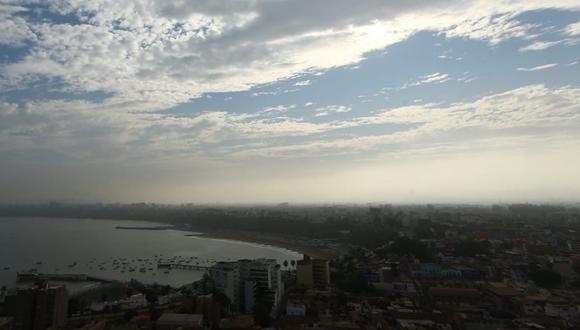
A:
[2,0,579,109]
[1,1,580,203]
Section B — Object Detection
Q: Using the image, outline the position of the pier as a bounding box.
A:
[157,262,212,271]
[17,273,113,283]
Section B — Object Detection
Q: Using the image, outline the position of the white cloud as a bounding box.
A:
[1,0,579,114]
[516,63,558,71]
[294,80,311,86]
[0,101,19,117]
[443,12,538,45]
[2,81,580,202]
[3,83,579,163]
[252,91,278,97]
[519,38,580,51]
[233,85,580,158]
[1,0,580,193]
[0,4,37,46]
[402,72,450,89]
[261,104,296,114]
[314,105,352,116]
[563,21,580,36]
[519,40,563,51]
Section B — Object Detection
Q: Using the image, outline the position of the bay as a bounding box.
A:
[0,217,301,288]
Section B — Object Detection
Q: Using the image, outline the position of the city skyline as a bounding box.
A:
[1,1,580,203]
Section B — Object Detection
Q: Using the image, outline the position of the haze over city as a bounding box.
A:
[1,1,580,204]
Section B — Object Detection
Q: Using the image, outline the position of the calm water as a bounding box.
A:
[0,217,301,288]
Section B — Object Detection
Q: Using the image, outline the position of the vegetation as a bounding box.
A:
[453,240,491,257]
[383,237,434,261]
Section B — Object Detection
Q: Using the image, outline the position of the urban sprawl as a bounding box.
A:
[1,203,580,329]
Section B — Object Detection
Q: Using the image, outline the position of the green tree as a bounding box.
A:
[387,237,433,261]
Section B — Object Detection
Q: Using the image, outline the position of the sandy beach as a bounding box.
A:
[178,226,342,260]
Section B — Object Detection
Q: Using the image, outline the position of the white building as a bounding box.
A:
[238,258,283,313]
[210,259,283,314]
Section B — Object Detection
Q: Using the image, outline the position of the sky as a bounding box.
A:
[1,0,580,204]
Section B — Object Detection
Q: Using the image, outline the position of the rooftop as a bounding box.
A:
[157,313,203,326]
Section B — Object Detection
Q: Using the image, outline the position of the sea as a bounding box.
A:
[0,216,302,289]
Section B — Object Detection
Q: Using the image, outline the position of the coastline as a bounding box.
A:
[104,220,341,259]
[0,215,340,260]
[178,226,342,260]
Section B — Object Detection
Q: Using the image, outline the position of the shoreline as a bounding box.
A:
[0,215,341,260]
[176,225,341,260]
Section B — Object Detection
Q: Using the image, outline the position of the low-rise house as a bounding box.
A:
[286,301,306,317]
[157,313,203,330]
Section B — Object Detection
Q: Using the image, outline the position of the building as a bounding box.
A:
[210,262,240,312]
[239,259,283,313]
[286,301,306,317]
[0,317,13,330]
[412,263,442,278]
[296,261,313,289]
[296,257,330,291]
[219,314,258,330]
[193,294,222,327]
[210,259,283,314]
[483,283,521,312]
[11,282,68,330]
[428,287,481,306]
[157,313,203,330]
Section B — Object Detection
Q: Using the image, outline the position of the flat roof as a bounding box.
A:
[158,313,203,325]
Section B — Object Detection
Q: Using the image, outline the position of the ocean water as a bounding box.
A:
[0,217,301,288]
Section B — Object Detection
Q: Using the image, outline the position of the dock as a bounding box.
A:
[17,273,113,283]
[157,262,212,271]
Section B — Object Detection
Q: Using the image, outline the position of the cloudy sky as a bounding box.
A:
[1,0,580,204]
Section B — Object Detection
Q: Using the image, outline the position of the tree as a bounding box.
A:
[386,237,433,261]
[454,240,491,257]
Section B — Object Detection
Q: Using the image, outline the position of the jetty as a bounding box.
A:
[115,225,174,230]
[157,262,211,271]
[17,272,113,283]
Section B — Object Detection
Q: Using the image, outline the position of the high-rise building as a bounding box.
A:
[209,262,240,312]
[12,282,68,330]
[296,261,314,289]
[210,259,283,314]
[238,259,283,313]
[296,257,330,291]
